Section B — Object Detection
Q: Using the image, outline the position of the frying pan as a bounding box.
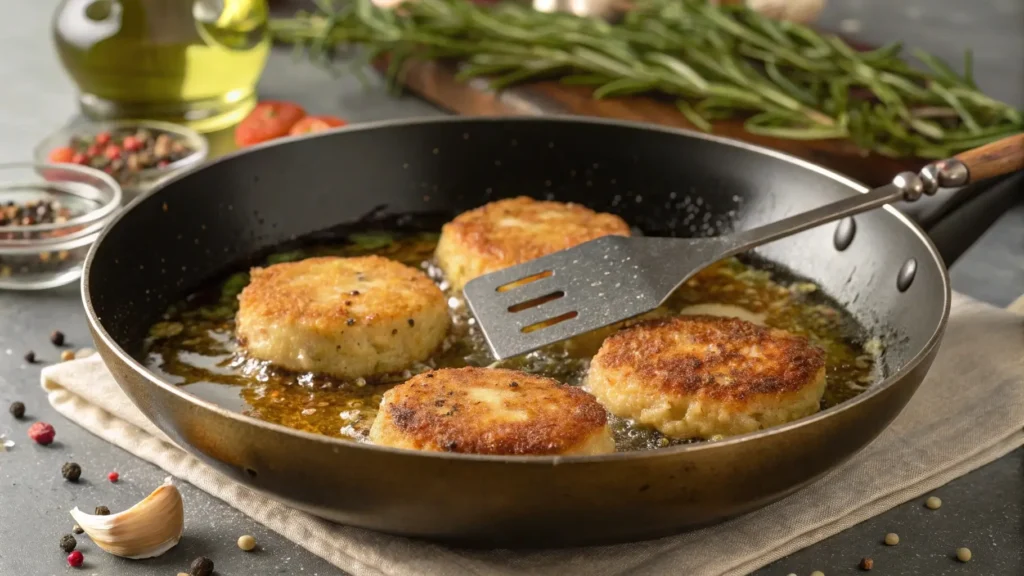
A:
[82,117,1017,547]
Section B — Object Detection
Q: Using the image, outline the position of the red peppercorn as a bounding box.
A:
[48,146,75,163]
[104,145,122,160]
[122,135,141,152]
[95,132,111,146]
[87,144,101,157]
[71,153,88,165]
[108,471,119,483]
[67,550,84,567]
[27,421,55,445]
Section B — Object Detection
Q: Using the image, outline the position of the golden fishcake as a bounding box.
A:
[435,196,631,290]
[586,315,826,439]
[369,367,615,455]
[236,256,449,379]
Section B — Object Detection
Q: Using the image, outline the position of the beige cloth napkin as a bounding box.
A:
[43,292,1024,576]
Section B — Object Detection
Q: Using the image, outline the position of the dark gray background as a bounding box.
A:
[1,1,1022,574]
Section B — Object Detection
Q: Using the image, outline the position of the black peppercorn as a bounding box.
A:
[51,330,66,346]
[72,524,84,534]
[23,351,35,363]
[407,319,415,327]
[8,401,25,419]
[59,534,77,553]
[190,556,215,576]
[94,505,110,516]
[61,462,82,482]
[347,318,355,326]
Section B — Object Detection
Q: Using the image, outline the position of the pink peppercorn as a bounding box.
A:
[67,550,83,567]
[108,471,119,483]
[27,421,55,445]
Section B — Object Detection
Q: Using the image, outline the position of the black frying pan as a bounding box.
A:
[82,117,1020,546]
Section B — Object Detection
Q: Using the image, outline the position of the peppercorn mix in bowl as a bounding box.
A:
[35,120,209,200]
[0,162,122,290]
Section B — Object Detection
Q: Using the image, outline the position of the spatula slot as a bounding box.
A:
[508,291,565,313]
[521,311,578,333]
[496,270,553,292]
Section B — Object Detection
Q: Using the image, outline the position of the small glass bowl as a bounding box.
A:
[0,163,122,290]
[34,119,209,200]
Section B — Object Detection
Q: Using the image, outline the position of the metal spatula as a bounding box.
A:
[464,135,1024,359]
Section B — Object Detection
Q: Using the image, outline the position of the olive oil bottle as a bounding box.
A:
[53,0,270,133]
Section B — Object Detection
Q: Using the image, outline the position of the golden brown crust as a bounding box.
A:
[372,368,610,455]
[436,197,630,288]
[592,316,826,405]
[237,256,444,332]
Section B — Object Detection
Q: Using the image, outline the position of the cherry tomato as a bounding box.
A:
[104,145,122,160]
[235,101,306,147]
[288,115,347,136]
[71,153,88,165]
[95,131,111,146]
[87,144,101,157]
[48,146,75,163]
[123,136,141,151]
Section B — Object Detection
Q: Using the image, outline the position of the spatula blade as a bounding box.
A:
[463,235,664,359]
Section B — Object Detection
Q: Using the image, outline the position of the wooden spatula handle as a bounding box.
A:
[954,132,1024,182]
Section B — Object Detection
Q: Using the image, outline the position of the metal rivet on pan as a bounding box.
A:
[833,217,856,251]
[897,258,918,292]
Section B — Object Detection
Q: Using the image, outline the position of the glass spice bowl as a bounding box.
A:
[34,119,209,201]
[0,162,122,290]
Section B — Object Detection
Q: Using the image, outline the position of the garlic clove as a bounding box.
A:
[70,477,184,559]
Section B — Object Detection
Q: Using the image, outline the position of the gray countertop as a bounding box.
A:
[1,1,1022,575]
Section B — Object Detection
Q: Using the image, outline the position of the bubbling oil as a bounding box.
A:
[144,228,882,451]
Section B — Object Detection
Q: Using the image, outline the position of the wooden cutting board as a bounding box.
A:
[377,57,925,187]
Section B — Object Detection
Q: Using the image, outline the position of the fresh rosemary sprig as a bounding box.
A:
[270,0,1023,158]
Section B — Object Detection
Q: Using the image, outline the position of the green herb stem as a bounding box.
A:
[270,0,1022,158]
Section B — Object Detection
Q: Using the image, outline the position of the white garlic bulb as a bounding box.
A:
[70,478,184,559]
[744,0,826,24]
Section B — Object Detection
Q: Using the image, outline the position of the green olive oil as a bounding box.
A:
[53,0,270,133]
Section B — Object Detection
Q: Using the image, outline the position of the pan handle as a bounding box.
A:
[895,133,1024,265]
[896,171,1023,266]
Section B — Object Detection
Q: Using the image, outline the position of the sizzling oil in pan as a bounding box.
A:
[144,227,881,452]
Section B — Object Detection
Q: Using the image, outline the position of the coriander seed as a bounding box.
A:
[925,496,942,510]
[237,534,257,551]
[811,571,825,576]
[61,350,75,362]
[59,534,77,553]
[61,462,82,482]
[884,532,899,546]
[956,547,972,562]
[8,401,25,419]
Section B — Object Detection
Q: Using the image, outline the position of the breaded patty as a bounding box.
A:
[236,256,450,379]
[435,196,631,290]
[586,316,826,439]
[369,367,615,455]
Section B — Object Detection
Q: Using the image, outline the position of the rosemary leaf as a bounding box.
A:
[269,0,1023,158]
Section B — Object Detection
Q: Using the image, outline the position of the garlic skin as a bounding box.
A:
[744,0,826,24]
[70,478,184,559]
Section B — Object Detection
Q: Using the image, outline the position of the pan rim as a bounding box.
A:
[82,115,952,465]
